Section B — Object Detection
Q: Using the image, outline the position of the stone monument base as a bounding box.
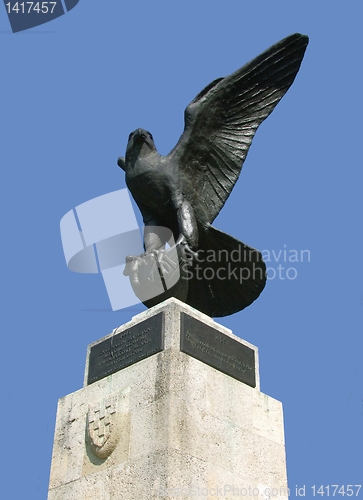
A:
[48,298,288,499]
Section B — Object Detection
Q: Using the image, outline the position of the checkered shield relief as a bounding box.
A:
[3,0,80,33]
[87,398,120,460]
[60,189,180,311]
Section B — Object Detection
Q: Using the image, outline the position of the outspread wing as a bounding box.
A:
[168,33,309,225]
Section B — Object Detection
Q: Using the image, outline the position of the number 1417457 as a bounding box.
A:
[5,2,58,14]
[311,485,362,496]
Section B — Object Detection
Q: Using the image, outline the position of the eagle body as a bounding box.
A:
[118,34,309,316]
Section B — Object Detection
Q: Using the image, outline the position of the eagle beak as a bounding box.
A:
[117,157,126,171]
[136,129,147,140]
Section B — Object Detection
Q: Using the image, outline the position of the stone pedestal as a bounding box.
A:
[48,298,288,499]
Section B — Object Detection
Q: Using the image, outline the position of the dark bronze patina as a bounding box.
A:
[87,313,164,384]
[180,313,256,387]
[118,34,309,317]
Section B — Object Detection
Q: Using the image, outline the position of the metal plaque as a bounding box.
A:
[180,313,256,388]
[87,312,164,385]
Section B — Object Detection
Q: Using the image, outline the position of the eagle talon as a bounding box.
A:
[176,236,198,262]
[123,255,143,284]
[151,249,177,276]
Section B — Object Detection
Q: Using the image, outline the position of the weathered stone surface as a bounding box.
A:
[48,298,288,499]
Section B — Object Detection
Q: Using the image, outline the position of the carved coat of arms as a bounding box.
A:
[86,397,122,460]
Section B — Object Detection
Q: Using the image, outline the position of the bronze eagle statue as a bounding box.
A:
[118,33,309,317]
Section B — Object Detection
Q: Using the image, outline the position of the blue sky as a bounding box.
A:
[0,1,362,498]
